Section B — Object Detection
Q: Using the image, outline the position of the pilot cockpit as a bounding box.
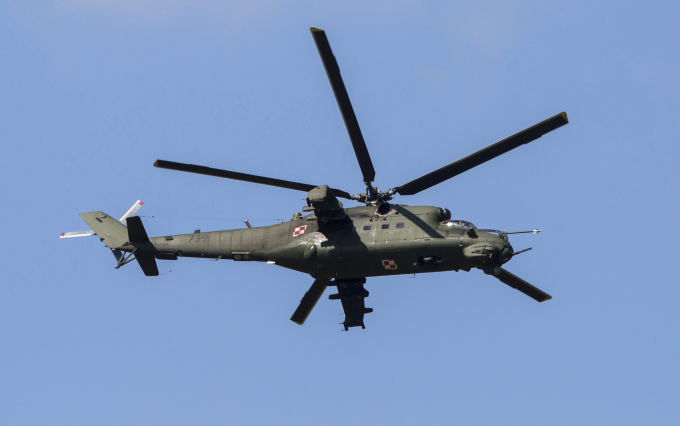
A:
[443,220,476,230]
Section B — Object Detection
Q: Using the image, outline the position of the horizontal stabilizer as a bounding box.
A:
[79,212,129,249]
[61,200,143,238]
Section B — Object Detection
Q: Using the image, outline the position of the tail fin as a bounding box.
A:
[79,212,129,249]
[79,212,159,276]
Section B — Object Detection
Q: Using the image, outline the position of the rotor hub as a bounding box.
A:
[351,184,398,205]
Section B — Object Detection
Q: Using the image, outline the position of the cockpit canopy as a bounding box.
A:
[443,220,476,229]
[478,228,509,241]
[443,220,509,241]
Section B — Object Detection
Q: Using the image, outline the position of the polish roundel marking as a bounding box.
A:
[293,225,307,236]
[382,259,397,270]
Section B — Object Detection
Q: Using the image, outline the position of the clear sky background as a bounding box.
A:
[2,1,679,424]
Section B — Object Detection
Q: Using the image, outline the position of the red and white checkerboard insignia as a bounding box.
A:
[382,259,398,270]
[293,225,307,236]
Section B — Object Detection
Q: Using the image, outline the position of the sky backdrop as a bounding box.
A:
[2,1,680,425]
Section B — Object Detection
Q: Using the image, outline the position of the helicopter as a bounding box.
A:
[68,27,568,330]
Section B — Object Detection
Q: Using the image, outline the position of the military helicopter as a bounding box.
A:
[68,28,568,330]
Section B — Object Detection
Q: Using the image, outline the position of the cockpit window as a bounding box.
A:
[479,229,509,241]
[444,220,476,229]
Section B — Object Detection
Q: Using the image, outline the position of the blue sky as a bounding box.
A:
[2,1,679,424]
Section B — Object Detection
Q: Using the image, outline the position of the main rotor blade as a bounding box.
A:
[154,160,352,200]
[495,268,552,302]
[311,27,376,184]
[290,278,331,325]
[395,112,569,196]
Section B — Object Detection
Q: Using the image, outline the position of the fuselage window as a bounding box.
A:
[363,225,372,231]
[381,223,389,229]
[396,222,404,228]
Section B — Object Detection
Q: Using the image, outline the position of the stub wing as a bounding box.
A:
[291,277,373,330]
[290,278,331,325]
[329,279,372,331]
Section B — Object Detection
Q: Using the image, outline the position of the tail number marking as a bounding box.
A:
[188,234,210,243]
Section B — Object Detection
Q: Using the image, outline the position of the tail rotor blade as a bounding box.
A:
[119,200,144,223]
[495,268,551,302]
[291,278,330,325]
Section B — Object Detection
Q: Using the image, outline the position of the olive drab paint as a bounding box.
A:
[69,28,568,330]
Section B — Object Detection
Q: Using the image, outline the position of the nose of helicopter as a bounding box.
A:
[475,237,514,276]
[463,235,513,263]
[498,243,513,264]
